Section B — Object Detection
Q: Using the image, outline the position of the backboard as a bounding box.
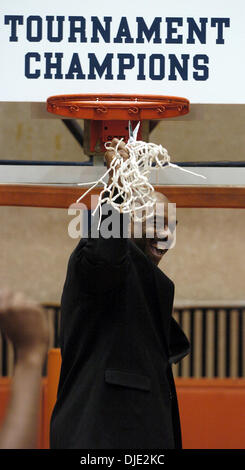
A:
[0,0,245,208]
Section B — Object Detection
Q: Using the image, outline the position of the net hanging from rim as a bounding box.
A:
[46,94,206,228]
[76,124,206,228]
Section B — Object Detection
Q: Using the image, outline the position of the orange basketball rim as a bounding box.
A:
[47,93,190,153]
[47,93,190,120]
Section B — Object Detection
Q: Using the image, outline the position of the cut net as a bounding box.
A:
[77,135,206,229]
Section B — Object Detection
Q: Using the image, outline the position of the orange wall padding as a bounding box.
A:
[1,349,245,449]
[177,378,245,449]
[0,378,11,426]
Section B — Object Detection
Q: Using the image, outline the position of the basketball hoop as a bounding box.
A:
[46,93,206,227]
[47,93,190,155]
[47,93,189,120]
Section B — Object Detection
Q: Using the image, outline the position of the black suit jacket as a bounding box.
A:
[50,204,189,449]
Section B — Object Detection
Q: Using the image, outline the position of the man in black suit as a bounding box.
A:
[50,139,189,449]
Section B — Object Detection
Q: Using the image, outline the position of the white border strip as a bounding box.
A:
[0,165,245,185]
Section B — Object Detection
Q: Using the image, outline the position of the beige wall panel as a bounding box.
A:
[0,103,244,304]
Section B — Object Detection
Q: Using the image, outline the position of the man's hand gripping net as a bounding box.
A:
[77,134,206,229]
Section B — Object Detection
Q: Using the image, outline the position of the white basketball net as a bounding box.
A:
[77,123,206,229]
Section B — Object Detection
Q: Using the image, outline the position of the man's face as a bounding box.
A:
[130,197,177,266]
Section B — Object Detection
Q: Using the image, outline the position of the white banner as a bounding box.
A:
[0,0,244,103]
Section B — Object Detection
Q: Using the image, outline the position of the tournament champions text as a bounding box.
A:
[2,15,230,82]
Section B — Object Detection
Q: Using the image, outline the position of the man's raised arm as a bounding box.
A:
[78,139,130,292]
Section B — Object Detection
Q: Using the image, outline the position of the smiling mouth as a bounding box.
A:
[149,240,167,258]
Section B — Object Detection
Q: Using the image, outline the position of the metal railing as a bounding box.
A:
[0,302,244,378]
[172,303,245,378]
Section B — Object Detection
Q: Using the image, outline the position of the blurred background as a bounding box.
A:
[0,103,245,380]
